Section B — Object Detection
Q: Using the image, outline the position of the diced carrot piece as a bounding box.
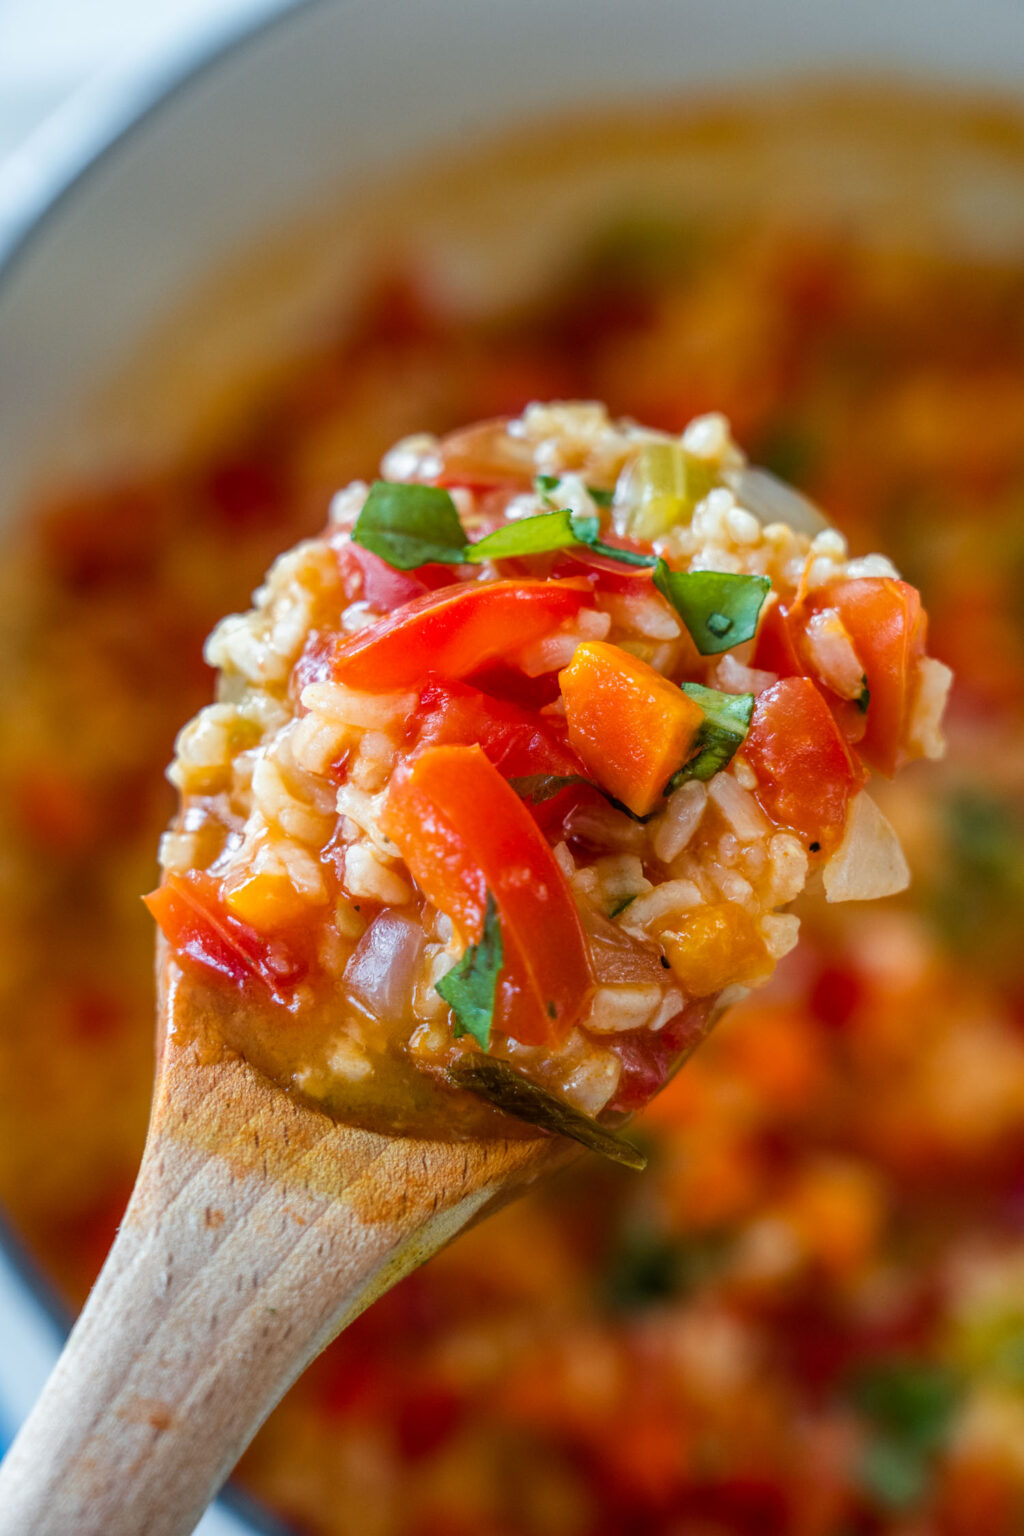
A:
[223,871,311,933]
[662,903,768,996]
[558,641,704,817]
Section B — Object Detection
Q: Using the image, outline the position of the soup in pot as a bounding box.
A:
[1,89,1023,1536]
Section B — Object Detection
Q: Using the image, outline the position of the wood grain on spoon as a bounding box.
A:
[0,950,568,1536]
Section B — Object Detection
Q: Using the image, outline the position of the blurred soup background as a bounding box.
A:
[1,2,1024,1533]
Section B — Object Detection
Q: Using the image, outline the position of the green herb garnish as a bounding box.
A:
[355,478,654,573]
[846,1358,961,1512]
[509,772,593,804]
[602,1222,728,1312]
[447,1055,647,1171]
[509,773,655,825]
[666,684,754,787]
[653,560,771,655]
[352,481,469,569]
[466,508,597,562]
[856,676,871,714]
[435,891,503,1051]
[608,895,637,918]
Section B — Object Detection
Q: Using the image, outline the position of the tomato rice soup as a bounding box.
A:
[3,91,1024,1536]
[147,405,946,1146]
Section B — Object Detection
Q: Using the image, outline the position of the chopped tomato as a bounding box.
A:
[551,544,657,594]
[751,598,803,678]
[144,872,306,999]
[413,680,579,773]
[329,579,592,692]
[608,998,715,1114]
[435,417,536,490]
[412,680,587,828]
[742,677,866,848]
[338,540,456,610]
[808,577,926,776]
[383,744,594,1046]
[559,641,705,817]
[467,660,563,712]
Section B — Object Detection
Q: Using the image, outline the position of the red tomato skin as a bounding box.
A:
[808,577,926,776]
[551,544,657,594]
[384,744,594,1046]
[751,599,804,678]
[412,680,587,829]
[329,579,592,692]
[742,677,866,847]
[338,540,456,610]
[144,873,306,1000]
[607,997,716,1114]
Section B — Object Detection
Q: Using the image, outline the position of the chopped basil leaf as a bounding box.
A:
[858,1438,930,1511]
[466,508,593,562]
[468,505,655,569]
[586,538,658,568]
[535,473,614,509]
[602,1222,727,1312]
[435,891,503,1051]
[856,676,871,714]
[848,1360,960,1453]
[653,560,771,655]
[353,481,468,569]
[846,1359,960,1512]
[447,1055,647,1170]
[356,477,653,573]
[667,683,755,787]
[509,773,654,825]
[509,772,592,804]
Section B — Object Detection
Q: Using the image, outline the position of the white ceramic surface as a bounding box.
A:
[0,0,1020,1529]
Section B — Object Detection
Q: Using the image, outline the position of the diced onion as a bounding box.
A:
[823,792,910,903]
[726,466,830,536]
[344,910,425,1020]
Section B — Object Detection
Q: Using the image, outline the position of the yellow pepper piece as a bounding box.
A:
[559,640,704,817]
[662,903,768,996]
[224,871,309,933]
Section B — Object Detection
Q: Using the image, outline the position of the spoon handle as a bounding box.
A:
[0,1036,544,1536]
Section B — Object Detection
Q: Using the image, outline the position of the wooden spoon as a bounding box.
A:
[0,947,574,1536]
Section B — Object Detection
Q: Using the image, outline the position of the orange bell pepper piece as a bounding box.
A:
[558,641,704,817]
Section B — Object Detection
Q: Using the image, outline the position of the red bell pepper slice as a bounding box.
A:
[144,872,306,1000]
[807,578,926,776]
[742,677,866,848]
[327,579,592,693]
[383,744,594,1046]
